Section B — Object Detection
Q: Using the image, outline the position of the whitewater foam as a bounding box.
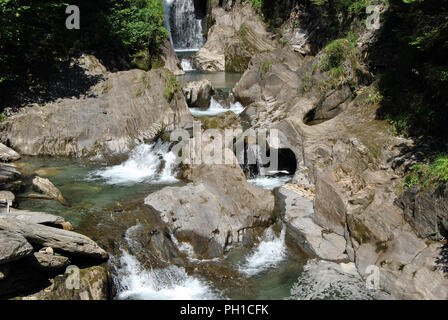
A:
[190,97,245,117]
[247,175,292,190]
[238,226,287,276]
[88,141,178,185]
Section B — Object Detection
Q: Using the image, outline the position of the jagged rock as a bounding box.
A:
[0,218,108,260]
[0,230,33,264]
[0,143,20,162]
[182,79,213,109]
[145,155,275,258]
[193,5,277,72]
[22,265,109,300]
[29,252,70,272]
[32,176,67,205]
[0,68,192,158]
[276,185,348,262]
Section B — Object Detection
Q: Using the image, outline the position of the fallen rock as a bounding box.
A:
[32,176,67,205]
[29,252,71,272]
[182,79,213,109]
[0,143,20,162]
[0,230,34,264]
[0,218,108,260]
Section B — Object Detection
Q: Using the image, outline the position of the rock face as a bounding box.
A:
[32,176,67,205]
[0,67,192,158]
[0,143,20,162]
[145,154,275,258]
[0,230,34,264]
[193,5,277,72]
[397,184,448,241]
[160,38,185,76]
[0,218,108,260]
[182,79,213,109]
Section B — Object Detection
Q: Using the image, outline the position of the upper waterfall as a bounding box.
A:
[163,0,205,51]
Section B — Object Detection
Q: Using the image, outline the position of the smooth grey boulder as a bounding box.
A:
[0,143,20,162]
[0,218,108,260]
[32,176,67,205]
[182,79,213,109]
[0,230,33,264]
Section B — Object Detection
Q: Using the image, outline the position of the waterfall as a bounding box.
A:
[164,0,205,51]
[189,97,244,117]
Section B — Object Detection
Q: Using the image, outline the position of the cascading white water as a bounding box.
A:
[88,141,178,185]
[247,175,292,190]
[112,224,221,300]
[190,97,245,117]
[181,58,195,71]
[164,0,205,51]
[238,226,287,276]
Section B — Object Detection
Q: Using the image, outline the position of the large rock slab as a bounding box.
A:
[0,143,20,162]
[145,160,275,258]
[0,218,108,260]
[0,208,66,226]
[0,230,33,264]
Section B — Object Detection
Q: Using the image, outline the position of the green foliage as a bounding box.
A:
[374,0,448,140]
[0,0,168,106]
[164,72,180,102]
[404,155,448,188]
